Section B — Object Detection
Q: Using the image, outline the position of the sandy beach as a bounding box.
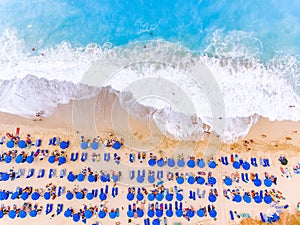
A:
[0,96,298,225]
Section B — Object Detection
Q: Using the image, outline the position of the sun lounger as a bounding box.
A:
[37,169,45,178]
[245,173,249,181]
[264,159,270,167]
[241,173,247,183]
[130,170,135,180]
[251,157,257,167]
[129,153,135,163]
[49,169,56,178]
[81,152,88,162]
[26,168,34,178]
[230,210,234,220]
[59,169,66,178]
[46,203,53,215]
[202,190,206,198]
[260,213,266,222]
[56,204,63,215]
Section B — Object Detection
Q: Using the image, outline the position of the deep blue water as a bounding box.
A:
[1,0,300,60]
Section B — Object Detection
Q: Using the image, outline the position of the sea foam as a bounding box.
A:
[0,30,299,142]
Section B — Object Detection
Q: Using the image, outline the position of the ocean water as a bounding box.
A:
[0,0,299,142]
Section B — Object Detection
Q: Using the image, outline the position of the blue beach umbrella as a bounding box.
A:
[176,194,183,201]
[44,192,51,200]
[2,173,9,181]
[209,209,217,218]
[197,209,205,217]
[156,193,163,201]
[176,176,184,184]
[59,141,68,149]
[6,141,14,148]
[0,211,3,218]
[148,209,154,218]
[264,195,272,204]
[81,142,88,150]
[8,210,16,219]
[100,174,108,182]
[64,209,72,217]
[91,142,98,150]
[233,161,240,169]
[48,155,55,163]
[242,161,250,170]
[187,159,195,168]
[233,194,242,203]
[85,210,93,219]
[98,211,106,218]
[208,160,217,169]
[31,192,40,200]
[253,178,262,187]
[73,213,80,222]
[19,210,27,218]
[112,141,121,150]
[109,211,117,219]
[11,191,19,200]
[156,209,163,217]
[208,177,217,185]
[176,209,183,217]
[88,174,96,182]
[264,178,272,187]
[66,192,74,200]
[29,210,37,217]
[254,195,262,204]
[177,159,185,167]
[4,155,12,163]
[208,194,217,203]
[148,193,155,201]
[243,195,251,203]
[99,193,107,201]
[153,219,160,225]
[197,159,205,168]
[187,176,195,184]
[76,192,83,199]
[137,193,144,201]
[137,175,144,183]
[0,192,7,200]
[187,210,194,218]
[148,175,155,183]
[157,158,165,167]
[111,175,118,182]
[148,158,156,166]
[21,192,29,200]
[26,155,34,163]
[58,156,66,165]
[127,192,134,201]
[137,208,144,218]
[166,209,173,217]
[166,193,173,201]
[77,173,85,182]
[127,210,134,218]
[86,193,93,200]
[67,172,75,182]
[18,140,26,148]
[197,176,205,185]
[16,154,24,163]
[224,177,232,186]
[167,158,175,167]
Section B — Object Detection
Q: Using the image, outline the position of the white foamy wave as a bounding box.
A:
[0,29,106,82]
[0,75,99,118]
[0,29,300,142]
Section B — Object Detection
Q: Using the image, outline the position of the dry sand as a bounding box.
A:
[0,98,299,225]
